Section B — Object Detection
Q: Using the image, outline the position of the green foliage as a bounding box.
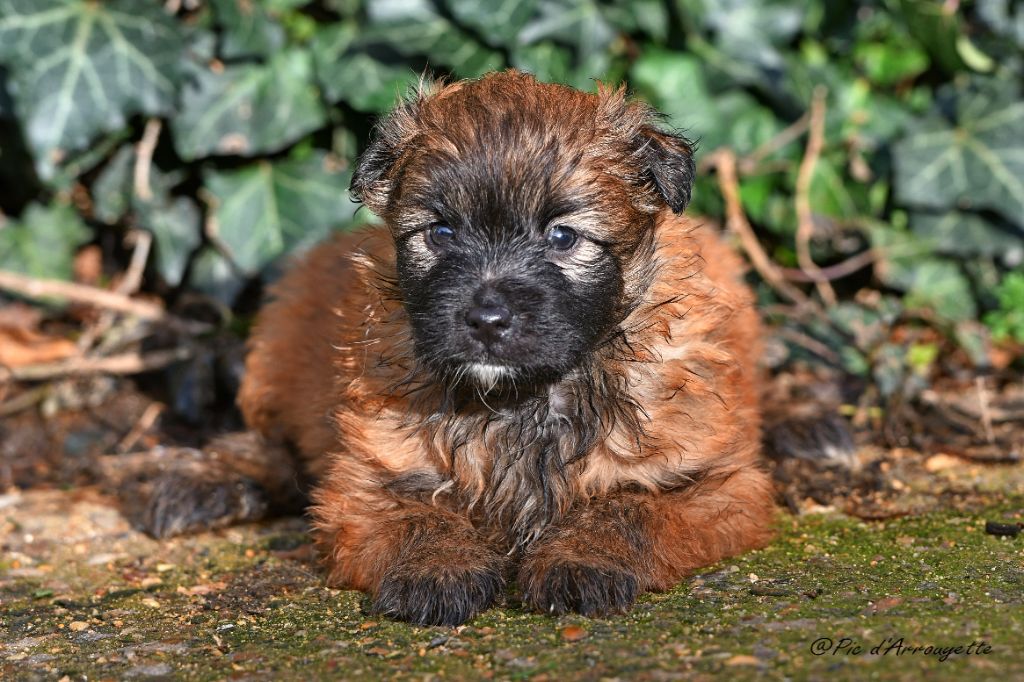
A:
[0,0,184,180]
[0,202,90,279]
[985,272,1024,343]
[0,0,1021,378]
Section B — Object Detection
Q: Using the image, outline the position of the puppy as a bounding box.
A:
[142,71,776,625]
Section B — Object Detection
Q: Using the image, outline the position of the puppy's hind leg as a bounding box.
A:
[111,433,308,538]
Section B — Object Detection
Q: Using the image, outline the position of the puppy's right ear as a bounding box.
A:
[350,82,433,215]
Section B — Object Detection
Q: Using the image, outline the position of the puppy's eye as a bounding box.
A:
[546,225,578,251]
[426,223,455,248]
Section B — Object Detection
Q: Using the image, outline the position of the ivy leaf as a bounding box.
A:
[603,0,669,43]
[0,67,12,118]
[977,0,1024,49]
[441,0,538,47]
[893,80,1024,227]
[902,259,978,322]
[312,23,416,113]
[362,0,503,78]
[871,225,977,323]
[518,0,614,55]
[0,202,90,279]
[140,198,202,288]
[910,210,1024,265]
[91,145,135,224]
[171,49,326,161]
[0,0,183,181]
[210,0,286,60]
[687,0,805,76]
[203,150,358,275]
[854,40,929,86]
[189,247,245,307]
[511,41,574,84]
[92,146,200,286]
[631,50,780,154]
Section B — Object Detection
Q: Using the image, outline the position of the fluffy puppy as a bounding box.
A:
[150,70,777,625]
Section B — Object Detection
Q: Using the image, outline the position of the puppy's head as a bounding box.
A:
[351,70,695,390]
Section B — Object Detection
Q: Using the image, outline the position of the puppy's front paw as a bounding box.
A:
[520,561,639,617]
[133,472,270,538]
[373,560,505,626]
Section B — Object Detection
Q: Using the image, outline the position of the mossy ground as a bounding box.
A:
[3,478,1023,682]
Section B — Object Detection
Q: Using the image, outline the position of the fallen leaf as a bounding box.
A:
[560,625,587,642]
[925,454,965,472]
[176,582,227,596]
[0,327,78,367]
[872,596,903,612]
[73,245,103,285]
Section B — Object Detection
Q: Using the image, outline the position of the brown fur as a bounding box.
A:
[234,71,775,622]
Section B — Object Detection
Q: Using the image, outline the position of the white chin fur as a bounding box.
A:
[469,363,513,386]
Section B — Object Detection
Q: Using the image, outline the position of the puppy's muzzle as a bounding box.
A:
[465,303,513,345]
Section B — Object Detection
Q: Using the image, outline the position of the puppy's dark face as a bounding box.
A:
[351,71,694,391]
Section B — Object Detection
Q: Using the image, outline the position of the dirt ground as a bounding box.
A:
[3,440,1024,681]
[2,330,1023,681]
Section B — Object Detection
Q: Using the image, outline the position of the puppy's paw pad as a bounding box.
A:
[523,562,639,617]
[373,566,504,626]
[134,473,269,538]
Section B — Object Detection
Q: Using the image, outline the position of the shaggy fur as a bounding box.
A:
[142,71,777,625]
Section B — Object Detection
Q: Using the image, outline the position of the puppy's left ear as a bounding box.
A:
[638,127,696,214]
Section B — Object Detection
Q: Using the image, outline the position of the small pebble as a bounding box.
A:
[985,521,1021,537]
[68,621,89,632]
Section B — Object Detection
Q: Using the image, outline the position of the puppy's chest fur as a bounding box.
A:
[388,371,643,549]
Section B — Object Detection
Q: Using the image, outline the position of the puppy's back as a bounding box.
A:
[238,227,395,477]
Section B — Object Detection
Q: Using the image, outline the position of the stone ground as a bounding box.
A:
[2,449,1024,681]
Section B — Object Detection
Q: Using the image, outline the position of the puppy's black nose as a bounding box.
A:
[466,304,512,344]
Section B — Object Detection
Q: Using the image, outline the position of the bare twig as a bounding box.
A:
[78,230,154,351]
[118,230,152,296]
[713,149,811,307]
[133,119,162,202]
[5,347,193,382]
[975,376,996,444]
[0,270,210,334]
[0,384,49,418]
[0,270,163,318]
[780,248,878,282]
[118,402,165,453]
[741,111,812,172]
[774,327,842,365]
[698,113,811,176]
[794,87,837,306]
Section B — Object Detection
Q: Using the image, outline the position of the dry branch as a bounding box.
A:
[794,87,837,306]
[712,150,811,307]
[0,269,211,334]
[5,347,193,382]
[133,119,162,202]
